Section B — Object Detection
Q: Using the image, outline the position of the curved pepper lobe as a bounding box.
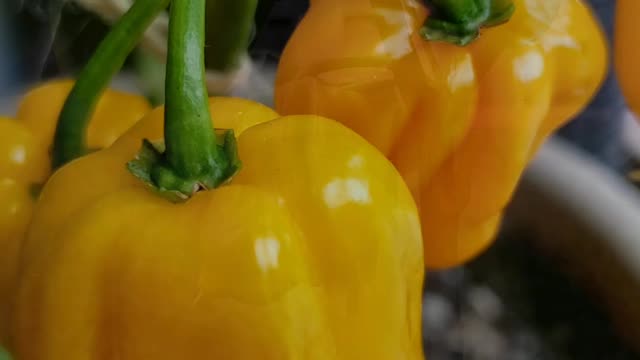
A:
[0,81,152,347]
[16,79,152,153]
[0,117,48,184]
[12,97,425,359]
[274,0,607,268]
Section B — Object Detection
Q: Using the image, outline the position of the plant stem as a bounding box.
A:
[127,0,241,200]
[204,0,259,73]
[164,0,218,180]
[52,0,170,169]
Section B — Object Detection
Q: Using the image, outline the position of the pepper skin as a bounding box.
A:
[615,0,640,118]
[17,79,152,159]
[275,0,607,268]
[0,81,150,343]
[0,118,43,345]
[11,97,425,359]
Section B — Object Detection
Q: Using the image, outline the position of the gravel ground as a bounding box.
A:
[422,233,640,360]
[423,269,553,360]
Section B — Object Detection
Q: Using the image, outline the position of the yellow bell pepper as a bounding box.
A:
[0,81,150,343]
[11,0,424,357]
[12,98,424,359]
[615,0,640,118]
[274,0,607,268]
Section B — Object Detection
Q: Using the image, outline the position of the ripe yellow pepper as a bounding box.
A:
[12,100,424,360]
[615,0,640,117]
[11,0,424,356]
[0,80,150,343]
[275,0,607,268]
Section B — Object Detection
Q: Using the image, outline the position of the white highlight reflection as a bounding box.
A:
[513,51,544,82]
[11,147,26,164]
[323,178,372,208]
[254,236,280,271]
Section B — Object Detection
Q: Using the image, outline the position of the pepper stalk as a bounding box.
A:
[53,0,257,171]
[127,0,241,201]
[204,0,259,73]
[52,0,170,169]
[420,0,515,46]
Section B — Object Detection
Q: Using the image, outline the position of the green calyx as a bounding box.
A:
[127,0,240,202]
[127,131,240,202]
[420,0,515,46]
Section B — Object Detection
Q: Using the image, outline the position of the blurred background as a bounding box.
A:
[2,0,640,358]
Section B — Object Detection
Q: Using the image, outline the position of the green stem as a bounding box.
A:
[204,0,259,73]
[52,0,169,169]
[164,0,218,178]
[420,0,515,46]
[127,0,241,201]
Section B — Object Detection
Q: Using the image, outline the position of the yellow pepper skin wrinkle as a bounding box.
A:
[11,97,425,359]
[0,80,150,344]
[275,0,607,268]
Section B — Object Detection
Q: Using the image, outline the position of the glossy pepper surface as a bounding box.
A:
[11,96,425,359]
[615,0,640,118]
[0,81,150,342]
[275,0,607,268]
